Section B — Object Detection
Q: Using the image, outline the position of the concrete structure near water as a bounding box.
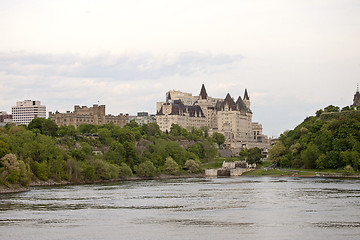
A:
[205,161,256,177]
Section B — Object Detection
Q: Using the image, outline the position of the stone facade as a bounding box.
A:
[49,104,128,128]
[156,84,269,150]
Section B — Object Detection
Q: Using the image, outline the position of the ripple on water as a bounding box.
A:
[315,222,360,228]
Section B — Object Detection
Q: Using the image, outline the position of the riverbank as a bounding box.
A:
[0,173,205,194]
[3,169,360,194]
[243,168,360,178]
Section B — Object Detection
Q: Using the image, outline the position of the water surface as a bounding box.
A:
[1,177,360,239]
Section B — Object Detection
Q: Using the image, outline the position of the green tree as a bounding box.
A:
[184,159,201,173]
[112,127,135,143]
[28,118,58,136]
[269,142,286,164]
[343,165,355,176]
[187,143,205,159]
[0,154,20,184]
[136,161,158,177]
[98,128,112,145]
[145,122,161,137]
[164,157,179,175]
[0,139,10,158]
[301,144,320,169]
[324,105,340,113]
[78,124,97,134]
[246,147,263,164]
[32,160,50,180]
[212,132,225,148]
[203,140,217,161]
[105,142,125,165]
[119,163,133,177]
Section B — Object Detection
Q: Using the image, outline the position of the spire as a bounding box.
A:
[166,91,171,102]
[244,88,249,100]
[199,84,208,100]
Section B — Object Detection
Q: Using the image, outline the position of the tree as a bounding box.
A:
[187,143,205,159]
[119,163,133,177]
[324,105,340,113]
[78,124,97,134]
[164,157,179,175]
[0,154,20,184]
[301,144,320,169]
[145,122,161,137]
[0,139,10,158]
[112,127,135,143]
[98,128,112,145]
[184,159,201,173]
[28,118,58,136]
[269,142,286,164]
[212,132,225,148]
[136,161,158,177]
[246,147,263,164]
[105,142,125,165]
[343,165,355,176]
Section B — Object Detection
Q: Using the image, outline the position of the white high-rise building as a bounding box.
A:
[11,100,46,125]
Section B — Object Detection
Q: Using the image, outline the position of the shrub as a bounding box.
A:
[164,157,179,175]
[185,159,201,173]
[136,161,158,177]
[343,165,355,176]
[119,163,133,178]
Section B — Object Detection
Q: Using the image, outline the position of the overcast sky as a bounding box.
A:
[0,0,359,137]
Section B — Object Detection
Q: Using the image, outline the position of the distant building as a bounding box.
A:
[49,104,129,128]
[11,100,46,125]
[352,85,360,109]
[129,112,156,126]
[156,84,270,150]
[0,111,12,127]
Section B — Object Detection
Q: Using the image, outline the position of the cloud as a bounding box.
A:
[0,51,243,80]
[0,50,243,117]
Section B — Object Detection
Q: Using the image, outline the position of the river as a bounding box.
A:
[1,177,360,240]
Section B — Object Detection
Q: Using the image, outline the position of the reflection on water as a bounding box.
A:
[1,177,360,240]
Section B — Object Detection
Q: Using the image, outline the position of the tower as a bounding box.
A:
[243,89,250,110]
[352,84,360,108]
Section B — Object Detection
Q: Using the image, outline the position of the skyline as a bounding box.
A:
[1,0,359,137]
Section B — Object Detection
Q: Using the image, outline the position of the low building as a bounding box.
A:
[11,100,46,125]
[129,112,156,126]
[0,111,12,127]
[49,104,128,128]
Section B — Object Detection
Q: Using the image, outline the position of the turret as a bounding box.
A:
[243,89,250,110]
[199,84,208,100]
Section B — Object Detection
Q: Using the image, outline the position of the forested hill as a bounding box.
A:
[0,120,222,189]
[269,105,360,171]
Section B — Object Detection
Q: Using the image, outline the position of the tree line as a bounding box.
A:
[0,119,222,188]
[269,105,360,172]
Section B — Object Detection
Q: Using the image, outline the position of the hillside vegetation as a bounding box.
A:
[0,120,219,188]
[269,105,360,172]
